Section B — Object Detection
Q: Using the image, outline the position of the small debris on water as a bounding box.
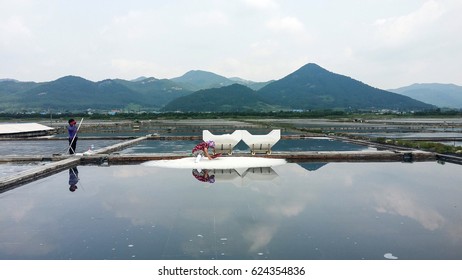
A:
[257,253,264,256]
[384,253,398,260]
[128,244,134,248]
[197,234,203,238]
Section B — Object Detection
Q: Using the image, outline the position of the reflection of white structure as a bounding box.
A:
[241,129,281,155]
[203,130,243,155]
[243,167,278,180]
[208,168,241,182]
[207,167,279,186]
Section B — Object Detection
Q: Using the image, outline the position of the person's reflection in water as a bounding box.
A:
[192,169,215,183]
[68,167,79,192]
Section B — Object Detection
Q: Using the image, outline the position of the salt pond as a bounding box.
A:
[119,137,373,154]
[0,139,121,156]
[1,160,461,260]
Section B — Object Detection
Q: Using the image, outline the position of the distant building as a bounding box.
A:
[0,123,56,138]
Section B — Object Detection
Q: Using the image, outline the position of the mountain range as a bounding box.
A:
[0,63,445,113]
[388,83,462,109]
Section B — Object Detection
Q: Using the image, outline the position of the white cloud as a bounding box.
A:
[266,16,304,33]
[373,0,445,45]
[250,40,279,56]
[1,0,462,87]
[374,187,445,231]
[111,59,159,77]
[101,10,154,40]
[0,16,32,47]
[242,0,279,10]
[186,10,229,27]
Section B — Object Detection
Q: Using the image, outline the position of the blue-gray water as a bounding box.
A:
[1,161,461,260]
[0,137,370,177]
[0,137,369,156]
[120,138,372,154]
[0,139,122,156]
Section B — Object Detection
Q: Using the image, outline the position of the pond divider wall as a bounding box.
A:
[0,157,80,192]
[0,134,451,192]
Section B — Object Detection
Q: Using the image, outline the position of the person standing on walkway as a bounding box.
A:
[67,118,78,154]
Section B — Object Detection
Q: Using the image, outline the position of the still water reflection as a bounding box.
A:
[0,161,461,260]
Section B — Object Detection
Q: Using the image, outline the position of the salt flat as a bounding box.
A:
[142,156,287,169]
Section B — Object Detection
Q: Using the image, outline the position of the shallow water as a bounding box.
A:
[1,161,461,260]
[0,139,122,156]
[120,138,373,154]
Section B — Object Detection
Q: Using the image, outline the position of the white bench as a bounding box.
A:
[202,130,243,155]
[241,129,281,155]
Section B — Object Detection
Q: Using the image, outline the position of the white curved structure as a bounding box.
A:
[241,129,281,155]
[202,130,243,155]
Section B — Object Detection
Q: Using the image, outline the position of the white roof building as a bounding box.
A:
[0,123,55,138]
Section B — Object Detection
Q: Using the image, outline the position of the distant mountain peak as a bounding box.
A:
[176,70,227,80]
[131,76,148,82]
[136,77,158,83]
[0,64,440,112]
[171,70,234,91]
[301,62,324,69]
[53,75,94,85]
[258,63,434,110]
[296,63,330,73]
[162,83,277,112]
[0,78,19,82]
[389,83,462,108]
[184,69,213,74]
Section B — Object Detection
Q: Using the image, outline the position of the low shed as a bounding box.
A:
[0,123,55,138]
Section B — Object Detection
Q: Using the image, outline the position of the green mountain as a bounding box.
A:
[0,79,38,109]
[388,83,462,109]
[171,70,234,91]
[162,83,282,112]
[9,76,145,110]
[113,77,191,106]
[0,63,439,113]
[171,70,271,91]
[257,63,435,110]
[0,76,191,112]
[228,77,273,91]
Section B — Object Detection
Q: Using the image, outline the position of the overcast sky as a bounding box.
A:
[1,0,461,89]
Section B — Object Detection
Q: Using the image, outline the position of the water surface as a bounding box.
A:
[1,161,461,260]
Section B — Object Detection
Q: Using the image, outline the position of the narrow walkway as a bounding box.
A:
[0,135,149,192]
[0,157,80,192]
[76,150,436,165]
[91,135,149,154]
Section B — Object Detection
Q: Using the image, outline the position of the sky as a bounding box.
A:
[1,0,461,89]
